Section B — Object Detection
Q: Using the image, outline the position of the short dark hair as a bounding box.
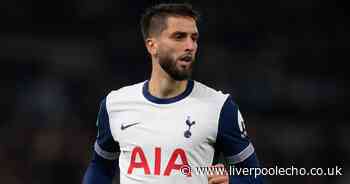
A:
[140,3,200,40]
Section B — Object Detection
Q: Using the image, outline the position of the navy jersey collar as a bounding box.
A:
[142,80,194,104]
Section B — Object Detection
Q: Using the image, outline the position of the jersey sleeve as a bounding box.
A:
[94,97,120,160]
[215,95,255,165]
[83,97,120,184]
[215,96,264,183]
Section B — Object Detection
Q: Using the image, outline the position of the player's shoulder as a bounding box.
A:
[192,80,230,105]
[105,81,145,104]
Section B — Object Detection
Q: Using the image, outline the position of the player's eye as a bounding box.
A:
[191,35,199,42]
[173,32,186,40]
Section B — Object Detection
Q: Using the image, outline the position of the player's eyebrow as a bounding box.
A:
[170,31,199,38]
[170,31,187,37]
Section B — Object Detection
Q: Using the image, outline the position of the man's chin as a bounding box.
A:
[171,71,192,81]
[159,59,192,81]
[173,77,189,81]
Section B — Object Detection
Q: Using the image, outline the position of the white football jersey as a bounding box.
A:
[94,80,255,184]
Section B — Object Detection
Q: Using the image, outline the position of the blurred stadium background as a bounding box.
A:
[0,0,348,183]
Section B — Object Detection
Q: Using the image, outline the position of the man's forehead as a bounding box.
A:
[164,16,198,34]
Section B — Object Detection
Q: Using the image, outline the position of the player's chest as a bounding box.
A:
[109,105,219,149]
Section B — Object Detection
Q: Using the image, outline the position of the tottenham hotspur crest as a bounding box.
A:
[184,116,195,138]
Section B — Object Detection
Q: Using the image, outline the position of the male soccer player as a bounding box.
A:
[83,3,263,184]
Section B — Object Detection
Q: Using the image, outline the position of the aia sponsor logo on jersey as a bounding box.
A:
[127,147,191,177]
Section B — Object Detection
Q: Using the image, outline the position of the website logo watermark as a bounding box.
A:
[180,165,343,178]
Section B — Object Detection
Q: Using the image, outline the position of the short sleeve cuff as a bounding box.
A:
[225,143,255,164]
[94,141,118,160]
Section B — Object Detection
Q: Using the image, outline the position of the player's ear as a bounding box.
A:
[145,38,158,56]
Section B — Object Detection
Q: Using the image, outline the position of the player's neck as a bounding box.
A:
[149,65,188,99]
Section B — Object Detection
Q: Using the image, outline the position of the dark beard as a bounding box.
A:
[158,53,193,81]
